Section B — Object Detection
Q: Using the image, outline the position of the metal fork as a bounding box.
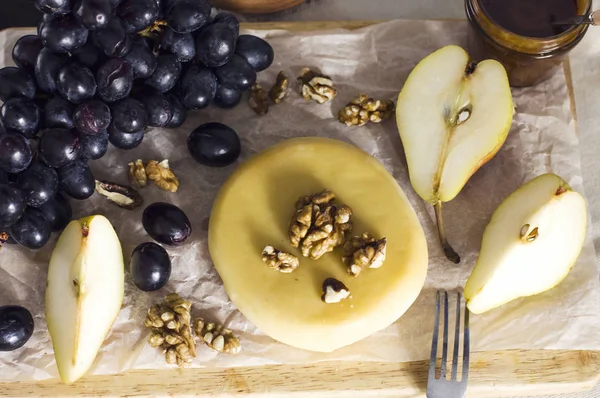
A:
[426,290,470,398]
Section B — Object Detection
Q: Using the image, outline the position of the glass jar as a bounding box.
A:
[465,0,591,87]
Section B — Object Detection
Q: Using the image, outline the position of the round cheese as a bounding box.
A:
[209,137,428,352]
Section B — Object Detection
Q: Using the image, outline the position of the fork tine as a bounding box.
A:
[451,292,461,380]
[440,291,449,379]
[462,302,470,383]
[428,291,441,380]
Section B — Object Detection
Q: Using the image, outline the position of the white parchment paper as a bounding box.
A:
[1,20,599,382]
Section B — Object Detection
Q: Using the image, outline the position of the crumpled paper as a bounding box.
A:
[1,20,599,382]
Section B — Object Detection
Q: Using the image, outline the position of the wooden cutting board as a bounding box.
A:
[1,21,598,398]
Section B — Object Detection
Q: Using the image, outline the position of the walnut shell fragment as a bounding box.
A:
[129,159,147,188]
[193,318,241,355]
[261,246,299,273]
[146,160,179,193]
[321,278,352,304]
[288,190,352,260]
[94,180,143,210]
[269,71,289,104]
[338,94,394,127]
[343,233,387,277]
[249,82,269,115]
[298,68,337,104]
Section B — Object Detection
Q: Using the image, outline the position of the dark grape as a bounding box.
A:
[0,306,34,352]
[214,55,256,91]
[187,122,241,167]
[166,0,211,33]
[108,0,122,5]
[0,67,36,101]
[0,170,7,184]
[111,98,147,132]
[12,36,44,75]
[73,0,112,30]
[44,97,75,129]
[123,37,157,79]
[133,88,172,126]
[0,133,33,173]
[34,0,72,15]
[10,207,51,249]
[213,84,242,108]
[58,160,95,200]
[73,37,102,70]
[56,63,97,104]
[195,22,237,68]
[179,64,216,109]
[34,48,70,93]
[165,93,186,128]
[38,193,72,231]
[160,28,195,62]
[39,13,88,53]
[108,124,144,149]
[213,12,239,36]
[117,0,160,33]
[142,202,192,246]
[96,58,134,102]
[0,184,26,227]
[39,128,81,168]
[80,129,108,159]
[235,35,274,72]
[130,242,171,291]
[93,17,132,57]
[1,98,40,138]
[73,100,111,135]
[16,161,59,207]
[144,54,180,93]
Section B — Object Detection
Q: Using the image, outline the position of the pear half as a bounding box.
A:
[465,174,587,314]
[396,45,514,263]
[45,215,124,384]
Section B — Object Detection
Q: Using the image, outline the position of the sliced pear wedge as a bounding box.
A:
[465,173,587,314]
[45,215,124,384]
[396,45,514,263]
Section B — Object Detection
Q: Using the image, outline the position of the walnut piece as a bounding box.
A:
[249,82,269,115]
[193,318,241,355]
[298,68,337,104]
[261,246,299,273]
[144,293,196,368]
[338,94,394,127]
[128,159,147,188]
[94,180,143,210]
[342,233,387,277]
[321,278,352,304]
[288,190,353,260]
[269,71,289,104]
[146,160,179,193]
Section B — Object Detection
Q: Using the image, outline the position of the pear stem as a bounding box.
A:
[434,202,460,264]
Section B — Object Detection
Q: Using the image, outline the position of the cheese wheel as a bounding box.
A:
[209,137,428,352]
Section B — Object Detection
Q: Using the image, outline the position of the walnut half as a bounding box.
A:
[193,318,241,355]
[338,94,394,127]
[144,293,196,368]
[269,71,289,104]
[343,233,387,277]
[146,160,179,193]
[261,246,299,273]
[298,68,337,104]
[288,190,353,260]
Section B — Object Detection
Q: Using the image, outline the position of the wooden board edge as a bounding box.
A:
[1,350,598,397]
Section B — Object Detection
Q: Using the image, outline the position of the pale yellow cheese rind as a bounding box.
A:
[209,137,428,352]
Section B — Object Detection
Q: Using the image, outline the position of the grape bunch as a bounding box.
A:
[0,0,274,250]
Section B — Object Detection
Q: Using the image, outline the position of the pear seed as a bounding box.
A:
[526,227,539,242]
[457,109,470,125]
[520,224,530,238]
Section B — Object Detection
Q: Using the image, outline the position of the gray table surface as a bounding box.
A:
[241,1,600,397]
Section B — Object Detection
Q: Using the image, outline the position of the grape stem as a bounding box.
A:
[138,20,168,39]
